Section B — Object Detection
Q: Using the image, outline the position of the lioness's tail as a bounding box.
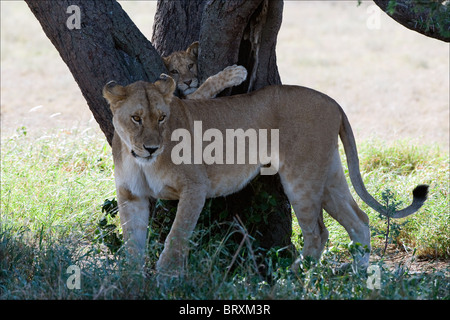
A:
[338,107,428,219]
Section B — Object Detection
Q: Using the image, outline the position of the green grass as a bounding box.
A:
[355,139,449,258]
[1,129,449,299]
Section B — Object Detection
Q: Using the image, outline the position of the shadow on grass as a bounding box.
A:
[1,223,448,300]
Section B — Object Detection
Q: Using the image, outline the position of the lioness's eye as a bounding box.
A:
[188,63,194,69]
[158,114,166,123]
[170,69,178,75]
[131,115,141,124]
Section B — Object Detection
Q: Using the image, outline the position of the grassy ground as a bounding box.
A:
[1,1,448,300]
[1,129,448,299]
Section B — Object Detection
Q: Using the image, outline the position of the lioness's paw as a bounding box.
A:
[221,65,247,87]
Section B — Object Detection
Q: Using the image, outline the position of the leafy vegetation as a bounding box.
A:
[1,129,448,299]
[361,0,450,40]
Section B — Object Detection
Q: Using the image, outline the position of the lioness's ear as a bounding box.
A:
[103,81,127,109]
[154,74,176,104]
[186,41,199,58]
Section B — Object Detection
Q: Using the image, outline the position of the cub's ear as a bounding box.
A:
[186,41,199,58]
[102,81,127,109]
[162,56,170,69]
[154,74,176,104]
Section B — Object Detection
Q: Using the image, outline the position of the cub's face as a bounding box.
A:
[103,76,176,164]
[163,42,199,97]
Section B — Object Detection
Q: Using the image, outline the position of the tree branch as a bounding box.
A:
[373,0,450,42]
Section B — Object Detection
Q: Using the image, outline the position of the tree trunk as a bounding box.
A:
[26,0,166,145]
[152,0,206,56]
[26,0,294,259]
[152,0,293,253]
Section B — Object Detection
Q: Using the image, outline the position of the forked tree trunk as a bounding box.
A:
[152,0,293,251]
[26,0,294,256]
[26,0,166,144]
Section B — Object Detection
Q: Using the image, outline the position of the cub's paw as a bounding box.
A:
[221,65,247,87]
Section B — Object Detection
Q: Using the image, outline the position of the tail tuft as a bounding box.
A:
[413,184,429,203]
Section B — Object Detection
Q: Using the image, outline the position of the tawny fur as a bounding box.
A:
[162,41,247,99]
[103,77,428,278]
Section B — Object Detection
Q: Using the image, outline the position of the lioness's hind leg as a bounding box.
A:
[322,151,371,268]
[281,185,328,260]
[279,167,330,261]
[293,202,329,261]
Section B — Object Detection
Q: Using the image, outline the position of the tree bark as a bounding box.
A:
[199,0,283,92]
[373,0,450,42]
[26,0,166,145]
[201,0,292,251]
[152,0,293,253]
[152,0,206,56]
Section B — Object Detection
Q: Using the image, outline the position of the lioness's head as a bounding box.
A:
[103,75,176,163]
[162,41,199,97]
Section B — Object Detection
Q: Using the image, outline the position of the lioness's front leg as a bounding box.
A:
[156,187,206,277]
[117,186,150,261]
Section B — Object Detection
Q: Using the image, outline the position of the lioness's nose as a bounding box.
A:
[144,145,158,155]
[184,80,192,86]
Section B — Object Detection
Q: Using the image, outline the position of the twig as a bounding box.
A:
[223,232,246,281]
[219,215,259,288]
[383,216,391,256]
[383,197,391,256]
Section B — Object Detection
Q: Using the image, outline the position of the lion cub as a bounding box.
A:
[162,41,247,99]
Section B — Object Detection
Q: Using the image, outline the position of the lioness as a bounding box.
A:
[162,41,247,99]
[103,75,428,277]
